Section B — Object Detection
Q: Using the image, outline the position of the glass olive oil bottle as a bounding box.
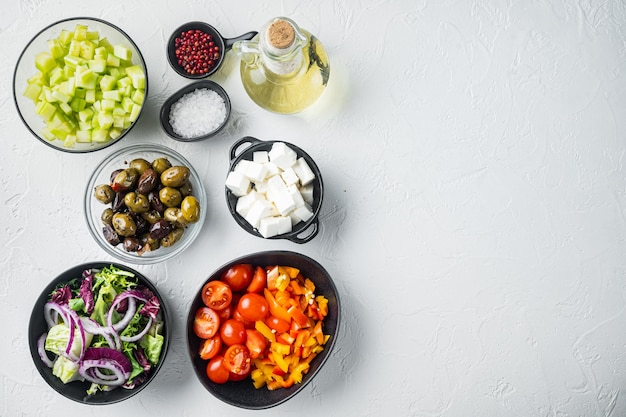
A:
[232,17,330,114]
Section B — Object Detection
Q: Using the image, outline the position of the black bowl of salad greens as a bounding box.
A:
[28,262,170,404]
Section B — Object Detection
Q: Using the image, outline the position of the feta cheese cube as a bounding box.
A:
[264,162,280,177]
[300,184,314,205]
[253,150,269,163]
[225,171,251,197]
[258,216,292,238]
[288,211,302,226]
[293,157,316,186]
[234,159,252,174]
[236,190,263,217]
[254,180,269,194]
[267,175,288,194]
[244,199,275,229]
[294,203,314,222]
[287,184,305,207]
[245,161,268,182]
[271,189,296,216]
[269,142,297,169]
[281,167,300,186]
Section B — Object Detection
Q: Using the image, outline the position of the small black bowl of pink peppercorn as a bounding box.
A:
[167,21,257,79]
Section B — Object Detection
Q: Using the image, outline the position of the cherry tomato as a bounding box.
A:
[232,308,255,329]
[223,344,251,376]
[220,318,247,346]
[265,315,290,333]
[206,355,229,384]
[199,335,222,360]
[246,266,267,293]
[215,304,233,322]
[245,329,267,359]
[221,264,253,292]
[228,369,250,381]
[193,307,220,339]
[236,293,269,322]
[201,280,232,311]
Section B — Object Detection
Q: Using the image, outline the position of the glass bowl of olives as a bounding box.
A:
[84,143,206,264]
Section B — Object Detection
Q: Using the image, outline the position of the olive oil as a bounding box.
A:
[234,18,330,114]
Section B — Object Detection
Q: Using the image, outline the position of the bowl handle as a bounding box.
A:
[285,218,319,244]
[223,31,258,50]
[229,136,262,161]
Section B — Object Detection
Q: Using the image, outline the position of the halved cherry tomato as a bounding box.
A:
[265,315,290,333]
[220,318,247,346]
[221,264,254,292]
[206,355,229,384]
[201,280,232,311]
[199,335,222,360]
[246,266,267,293]
[236,293,269,322]
[245,329,267,359]
[228,369,250,381]
[193,307,220,339]
[223,344,251,376]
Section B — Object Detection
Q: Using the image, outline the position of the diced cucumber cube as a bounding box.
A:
[129,103,141,122]
[47,39,66,59]
[35,52,56,73]
[112,105,126,116]
[78,108,94,122]
[91,128,109,142]
[75,67,97,89]
[76,130,92,142]
[73,24,88,41]
[80,40,96,59]
[131,89,144,105]
[42,128,56,141]
[100,99,115,111]
[63,134,76,148]
[63,54,86,67]
[121,97,134,113]
[36,101,57,121]
[23,83,42,102]
[84,89,96,103]
[98,111,114,129]
[125,65,146,89]
[59,102,72,115]
[58,29,73,45]
[68,40,81,57]
[113,115,125,128]
[99,74,117,91]
[86,31,99,41]
[106,54,120,67]
[109,127,122,140]
[88,58,107,73]
[51,90,71,103]
[113,44,132,61]
[70,97,86,112]
[103,90,121,102]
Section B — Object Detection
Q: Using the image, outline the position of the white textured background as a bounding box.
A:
[2,0,626,416]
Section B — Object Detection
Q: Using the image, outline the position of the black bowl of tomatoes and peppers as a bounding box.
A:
[186,251,341,409]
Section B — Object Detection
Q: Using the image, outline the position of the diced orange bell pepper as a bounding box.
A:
[264,288,292,323]
[288,304,310,328]
[282,266,300,279]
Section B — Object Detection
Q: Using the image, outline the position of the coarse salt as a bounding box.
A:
[169,88,227,138]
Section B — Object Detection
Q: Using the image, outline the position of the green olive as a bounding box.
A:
[141,210,162,224]
[160,166,190,188]
[161,228,184,247]
[179,180,193,197]
[152,157,172,175]
[124,192,150,213]
[164,207,189,227]
[94,184,114,204]
[181,195,201,223]
[112,168,139,192]
[101,208,114,226]
[129,158,151,175]
[112,212,137,237]
[159,186,182,208]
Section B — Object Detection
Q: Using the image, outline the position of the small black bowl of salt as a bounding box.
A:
[160,80,231,141]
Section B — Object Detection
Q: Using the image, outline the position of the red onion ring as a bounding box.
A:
[37,333,55,368]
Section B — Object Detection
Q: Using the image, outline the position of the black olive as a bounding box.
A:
[149,219,171,240]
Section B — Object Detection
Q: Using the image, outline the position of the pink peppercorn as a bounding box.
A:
[174,29,221,75]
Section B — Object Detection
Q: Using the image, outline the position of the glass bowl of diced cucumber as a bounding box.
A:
[13,17,148,153]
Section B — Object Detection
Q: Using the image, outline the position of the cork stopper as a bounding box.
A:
[267,19,295,50]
